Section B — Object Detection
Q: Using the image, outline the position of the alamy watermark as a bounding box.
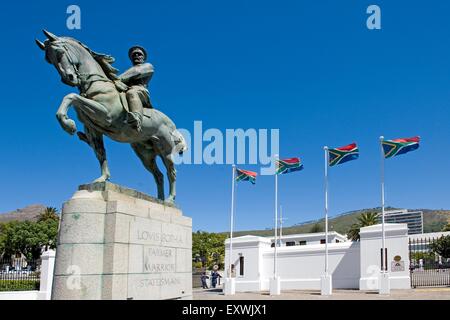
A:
[65,5,381,32]
[367,5,381,30]
[66,264,81,290]
[173,121,279,175]
[66,5,81,30]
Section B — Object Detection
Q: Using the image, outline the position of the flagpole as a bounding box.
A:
[269,153,281,296]
[229,164,236,279]
[324,147,329,275]
[274,154,279,279]
[279,205,283,247]
[379,136,386,271]
[378,135,391,294]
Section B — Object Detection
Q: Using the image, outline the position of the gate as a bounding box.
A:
[0,256,41,291]
[409,236,450,288]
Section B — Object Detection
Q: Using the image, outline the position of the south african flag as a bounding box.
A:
[382,136,420,159]
[235,168,257,184]
[328,143,359,167]
[276,158,304,175]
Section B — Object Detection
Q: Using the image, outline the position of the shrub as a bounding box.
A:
[0,280,40,292]
[430,235,450,259]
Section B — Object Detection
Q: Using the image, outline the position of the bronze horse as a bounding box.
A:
[36,30,187,204]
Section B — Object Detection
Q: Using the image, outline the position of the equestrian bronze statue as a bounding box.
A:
[36,30,187,204]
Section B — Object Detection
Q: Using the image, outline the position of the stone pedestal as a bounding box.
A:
[51,182,192,300]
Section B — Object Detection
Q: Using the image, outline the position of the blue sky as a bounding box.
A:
[0,1,449,232]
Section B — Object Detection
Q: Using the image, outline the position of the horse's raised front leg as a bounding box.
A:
[161,155,176,204]
[131,143,165,200]
[56,93,78,135]
[56,93,110,135]
[78,127,111,183]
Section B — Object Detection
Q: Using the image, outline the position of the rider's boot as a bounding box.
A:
[127,112,143,132]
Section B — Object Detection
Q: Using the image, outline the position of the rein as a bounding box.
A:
[62,42,113,96]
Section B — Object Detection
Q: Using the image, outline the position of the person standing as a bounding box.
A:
[211,270,222,288]
[200,272,209,289]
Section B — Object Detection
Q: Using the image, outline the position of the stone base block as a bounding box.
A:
[52,182,192,300]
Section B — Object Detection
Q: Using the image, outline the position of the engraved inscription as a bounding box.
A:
[146,247,173,257]
[136,230,183,244]
[137,277,181,287]
[144,263,175,272]
[129,218,190,249]
[143,246,176,273]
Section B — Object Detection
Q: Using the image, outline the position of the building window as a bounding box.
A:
[286,241,296,246]
[299,241,307,246]
[320,239,326,244]
[239,256,244,276]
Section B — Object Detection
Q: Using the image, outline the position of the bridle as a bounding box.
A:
[59,41,113,95]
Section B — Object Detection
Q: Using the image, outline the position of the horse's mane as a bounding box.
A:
[65,37,120,81]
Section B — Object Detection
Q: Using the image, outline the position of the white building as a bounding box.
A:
[378,209,423,234]
[408,231,450,254]
[224,223,411,292]
[408,231,450,242]
[269,231,348,247]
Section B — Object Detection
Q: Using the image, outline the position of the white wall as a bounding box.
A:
[261,242,360,290]
[0,250,55,300]
[225,236,360,292]
[0,291,39,300]
[225,223,411,293]
[225,236,271,292]
[269,232,348,246]
[359,224,410,290]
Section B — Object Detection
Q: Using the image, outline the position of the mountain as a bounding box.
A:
[226,208,450,238]
[0,204,47,223]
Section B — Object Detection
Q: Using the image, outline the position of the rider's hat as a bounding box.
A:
[128,45,147,61]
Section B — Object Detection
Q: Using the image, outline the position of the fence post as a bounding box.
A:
[39,250,56,300]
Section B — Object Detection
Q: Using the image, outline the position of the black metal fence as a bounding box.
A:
[0,256,41,291]
[409,236,450,288]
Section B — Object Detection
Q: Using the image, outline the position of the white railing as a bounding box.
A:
[0,250,55,300]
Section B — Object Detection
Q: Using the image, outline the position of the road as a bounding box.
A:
[193,287,450,300]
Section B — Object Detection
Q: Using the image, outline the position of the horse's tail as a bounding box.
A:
[171,129,188,155]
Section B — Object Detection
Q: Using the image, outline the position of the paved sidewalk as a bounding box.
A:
[193,287,450,300]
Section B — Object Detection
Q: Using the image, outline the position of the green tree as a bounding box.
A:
[0,222,6,257]
[346,212,379,241]
[429,235,450,259]
[442,223,450,232]
[410,251,436,263]
[192,231,227,269]
[347,223,361,241]
[310,223,324,233]
[38,207,60,223]
[36,207,60,251]
[358,212,379,226]
[0,218,59,260]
